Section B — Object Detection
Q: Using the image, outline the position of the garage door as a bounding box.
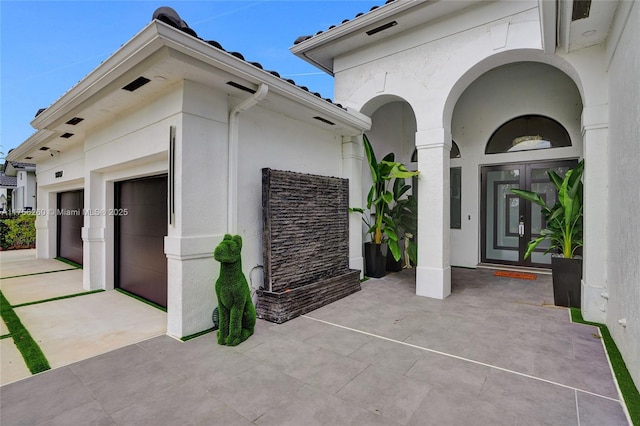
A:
[115,175,168,308]
[57,190,84,265]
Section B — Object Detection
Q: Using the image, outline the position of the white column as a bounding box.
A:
[343,135,365,276]
[581,105,608,323]
[82,171,106,290]
[35,190,56,259]
[165,81,229,338]
[415,128,451,299]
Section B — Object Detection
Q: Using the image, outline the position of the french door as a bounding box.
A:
[480,160,577,268]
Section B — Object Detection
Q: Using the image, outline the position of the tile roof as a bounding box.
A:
[293,0,394,45]
[0,173,17,187]
[152,7,346,109]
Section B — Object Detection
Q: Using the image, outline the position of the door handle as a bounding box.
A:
[518,216,525,237]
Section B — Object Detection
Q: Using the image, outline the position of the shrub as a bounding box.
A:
[1,214,36,249]
[0,219,8,249]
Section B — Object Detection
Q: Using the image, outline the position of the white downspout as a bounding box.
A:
[227,83,268,234]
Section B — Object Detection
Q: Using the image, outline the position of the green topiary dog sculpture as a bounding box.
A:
[214,234,256,346]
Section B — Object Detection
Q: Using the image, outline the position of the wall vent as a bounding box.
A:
[313,116,335,125]
[65,117,84,125]
[226,81,256,94]
[39,146,50,151]
[122,76,151,92]
[366,21,398,36]
[60,133,74,139]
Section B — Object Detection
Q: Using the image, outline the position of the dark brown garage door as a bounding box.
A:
[115,175,168,308]
[57,190,84,265]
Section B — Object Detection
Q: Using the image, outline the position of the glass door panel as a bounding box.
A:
[483,167,521,263]
[527,164,572,265]
[481,160,577,268]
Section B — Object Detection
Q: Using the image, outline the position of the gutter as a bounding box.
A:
[227,83,269,234]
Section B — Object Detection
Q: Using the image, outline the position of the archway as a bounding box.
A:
[359,97,418,275]
[448,61,583,269]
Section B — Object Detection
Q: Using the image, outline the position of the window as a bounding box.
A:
[450,141,461,158]
[486,115,571,154]
[450,167,462,229]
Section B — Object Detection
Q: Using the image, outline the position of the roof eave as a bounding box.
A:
[290,0,419,72]
[27,20,369,141]
[6,130,56,164]
[30,21,166,131]
[155,23,370,133]
[289,0,416,76]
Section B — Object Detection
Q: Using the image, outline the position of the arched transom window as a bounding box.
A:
[485,115,571,154]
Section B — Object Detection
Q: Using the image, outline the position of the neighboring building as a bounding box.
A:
[0,172,16,212]
[2,161,36,211]
[6,1,639,385]
[293,0,639,384]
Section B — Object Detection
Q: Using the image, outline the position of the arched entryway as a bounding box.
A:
[449,61,584,269]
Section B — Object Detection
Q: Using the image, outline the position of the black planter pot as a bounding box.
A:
[386,254,403,272]
[385,239,404,272]
[364,242,386,278]
[551,255,582,308]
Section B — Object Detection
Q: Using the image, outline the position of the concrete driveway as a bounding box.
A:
[0,261,629,425]
[0,249,166,385]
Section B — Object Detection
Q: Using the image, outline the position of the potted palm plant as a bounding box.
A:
[351,134,419,278]
[510,160,584,307]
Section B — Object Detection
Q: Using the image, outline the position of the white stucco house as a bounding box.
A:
[6,1,639,385]
[6,7,371,338]
[2,161,37,211]
[292,0,639,384]
[0,174,16,212]
[0,181,16,212]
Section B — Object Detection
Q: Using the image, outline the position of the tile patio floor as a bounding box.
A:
[0,263,630,425]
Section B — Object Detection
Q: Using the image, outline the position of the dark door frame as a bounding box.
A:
[57,189,84,265]
[480,159,578,268]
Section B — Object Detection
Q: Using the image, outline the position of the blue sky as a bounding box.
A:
[1,1,382,156]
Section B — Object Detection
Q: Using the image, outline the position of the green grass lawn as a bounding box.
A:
[571,308,639,425]
[0,290,50,374]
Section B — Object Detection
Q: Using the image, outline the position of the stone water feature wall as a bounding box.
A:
[257,168,361,323]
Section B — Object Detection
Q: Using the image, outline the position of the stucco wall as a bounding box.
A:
[334,1,543,130]
[11,170,37,210]
[237,105,345,292]
[345,65,584,269]
[34,142,86,259]
[332,1,554,279]
[606,1,640,385]
[366,102,417,167]
[30,76,358,338]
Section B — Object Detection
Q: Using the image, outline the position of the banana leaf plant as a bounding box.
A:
[351,134,420,262]
[387,179,418,266]
[510,160,584,259]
